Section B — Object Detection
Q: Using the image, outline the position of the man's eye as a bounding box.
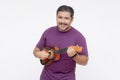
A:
[65,17,69,20]
[58,16,62,19]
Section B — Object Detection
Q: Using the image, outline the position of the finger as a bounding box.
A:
[76,45,79,46]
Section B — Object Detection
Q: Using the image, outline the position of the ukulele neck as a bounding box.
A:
[54,48,68,54]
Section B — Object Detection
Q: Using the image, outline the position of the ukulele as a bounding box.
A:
[40,45,82,65]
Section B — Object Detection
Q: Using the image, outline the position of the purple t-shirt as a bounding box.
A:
[36,26,88,80]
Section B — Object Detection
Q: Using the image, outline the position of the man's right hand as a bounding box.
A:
[36,51,49,60]
[33,47,49,60]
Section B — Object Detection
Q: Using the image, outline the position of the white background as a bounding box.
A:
[0,0,120,80]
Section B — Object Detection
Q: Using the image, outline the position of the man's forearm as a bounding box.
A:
[73,54,88,65]
[33,47,41,58]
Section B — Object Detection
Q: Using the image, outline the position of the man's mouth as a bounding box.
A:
[59,23,67,26]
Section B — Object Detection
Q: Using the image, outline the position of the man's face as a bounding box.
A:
[56,11,73,32]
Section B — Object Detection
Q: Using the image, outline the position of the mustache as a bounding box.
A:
[59,23,67,25]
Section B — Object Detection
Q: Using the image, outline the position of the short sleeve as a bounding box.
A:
[77,36,88,57]
[36,31,46,48]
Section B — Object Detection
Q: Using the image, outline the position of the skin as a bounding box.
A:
[33,11,88,65]
[56,11,73,32]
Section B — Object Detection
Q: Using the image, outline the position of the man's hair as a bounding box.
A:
[56,5,74,18]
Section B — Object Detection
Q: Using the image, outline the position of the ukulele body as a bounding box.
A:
[40,47,60,65]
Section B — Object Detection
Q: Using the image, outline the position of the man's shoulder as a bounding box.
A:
[72,27,85,39]
[72,27,83,35]
[43,26,57,35]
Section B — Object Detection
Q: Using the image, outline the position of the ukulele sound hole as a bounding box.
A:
[48,52,51,55]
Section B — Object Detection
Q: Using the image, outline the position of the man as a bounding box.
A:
[33,5,89,80]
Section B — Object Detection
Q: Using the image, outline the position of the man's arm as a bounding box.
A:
[33,47,49,60]
[67,47,88,65]
[73,54,88,65]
